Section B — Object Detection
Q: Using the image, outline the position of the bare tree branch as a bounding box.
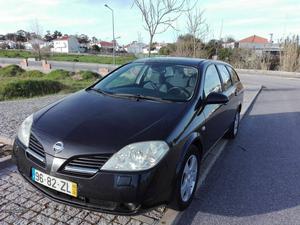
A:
[186,6,209,57]
[134,0,189,56]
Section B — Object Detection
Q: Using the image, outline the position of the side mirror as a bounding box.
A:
[205,92,229,105]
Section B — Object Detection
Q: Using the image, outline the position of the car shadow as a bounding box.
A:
[177,110,300,224]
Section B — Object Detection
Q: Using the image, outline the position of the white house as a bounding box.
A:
[142,43,166,54]
[222,42,235,49]
[24,42,33,50]
[51,36,81,53]
[238,35,281,55]
[124,41,147,54]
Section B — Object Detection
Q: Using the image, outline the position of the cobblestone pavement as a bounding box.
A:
[0,94,67,139]
[0,165,166,225]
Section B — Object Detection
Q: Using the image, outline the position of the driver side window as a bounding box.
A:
[204,65,222,97]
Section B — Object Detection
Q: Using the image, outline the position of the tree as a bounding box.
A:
[159,43,176,55]
[5,33,16,41]
[16,30,29,42]
[30,20,48,60]
[186,7,208,57]
[280,35,300,72]
[91,36,98,43]
[91,44,100,52]
[204,39,222,59]
[175,34,205,57]
[223,36,235,43]
[0,43,9,49]
[77,34,89,44]
[134,0,189,57]
[44,30,53,42]
[52,30,62,40]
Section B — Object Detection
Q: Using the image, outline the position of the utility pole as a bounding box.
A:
[105,4,115,65]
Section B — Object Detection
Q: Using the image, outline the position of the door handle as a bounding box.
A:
[234,90,238,96]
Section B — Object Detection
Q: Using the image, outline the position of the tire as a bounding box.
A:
[172,145,200,211]
[225,110,240,139]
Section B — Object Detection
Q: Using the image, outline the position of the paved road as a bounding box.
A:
[0,57,117,73]
[177,74,300,225]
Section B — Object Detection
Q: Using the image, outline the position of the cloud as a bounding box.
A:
[0,0,298,44]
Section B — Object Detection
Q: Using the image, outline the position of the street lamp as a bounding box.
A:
[104,4,115,65]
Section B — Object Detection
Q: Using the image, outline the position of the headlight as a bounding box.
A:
[101,141,169,171]
[17,114,33,147]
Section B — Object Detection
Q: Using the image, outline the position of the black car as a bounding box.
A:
[13,57,244,214]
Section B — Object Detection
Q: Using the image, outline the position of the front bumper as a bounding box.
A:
[13,139,175,215]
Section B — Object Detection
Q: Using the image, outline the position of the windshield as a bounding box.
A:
[92,63,199,102]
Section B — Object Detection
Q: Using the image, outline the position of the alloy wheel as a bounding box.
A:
[233,112,240,136]
[180,155,198,202]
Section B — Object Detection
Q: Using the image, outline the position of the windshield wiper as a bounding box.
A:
[112,93,172,103]
[88,87,111,96]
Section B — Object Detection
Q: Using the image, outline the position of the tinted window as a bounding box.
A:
[204,65,222,96]
[94,63,199,102]
[226,66,240,83]
[107,65,144,88]
[217,64,232,90]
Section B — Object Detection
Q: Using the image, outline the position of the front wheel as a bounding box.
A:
[172,145,200,210]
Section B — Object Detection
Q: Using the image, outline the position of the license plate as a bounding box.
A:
[31,168,77,197]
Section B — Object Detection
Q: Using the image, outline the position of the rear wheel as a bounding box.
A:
[172,145,200,210]
[225,110,240,139]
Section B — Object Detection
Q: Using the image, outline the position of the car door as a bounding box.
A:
[226,65,244,107]
[216,64,236,129]
[202,64,228,151]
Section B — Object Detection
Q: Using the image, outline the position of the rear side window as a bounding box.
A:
[204,65,222,96]
[226,66,240,83]
[217,64,232,90]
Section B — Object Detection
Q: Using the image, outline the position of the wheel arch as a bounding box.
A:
[175,132,204,176]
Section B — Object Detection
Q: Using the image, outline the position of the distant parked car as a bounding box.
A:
[13,57,244,214]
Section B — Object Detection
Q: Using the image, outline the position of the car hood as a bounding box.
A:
[32,90,188,158]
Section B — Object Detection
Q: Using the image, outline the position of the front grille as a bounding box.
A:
[62,154,113,176]
[26,134,46,167]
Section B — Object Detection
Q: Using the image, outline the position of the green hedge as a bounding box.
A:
[0,65,25,77]
[79,70,100,80]
[22,70,45,78]
[45,69,71,80]
[0,79,64,100]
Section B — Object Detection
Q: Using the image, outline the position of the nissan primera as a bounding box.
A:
[13,57,243,214]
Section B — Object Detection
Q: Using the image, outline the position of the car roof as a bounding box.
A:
[132,57,232,68]
[133,57,207,67]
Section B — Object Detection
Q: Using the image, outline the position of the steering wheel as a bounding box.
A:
[143,80,158,90]
[167,87,190,98]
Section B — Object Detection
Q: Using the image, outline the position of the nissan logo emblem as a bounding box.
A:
[53,141,64,153]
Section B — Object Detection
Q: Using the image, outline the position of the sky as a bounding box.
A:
[0,0,299,45]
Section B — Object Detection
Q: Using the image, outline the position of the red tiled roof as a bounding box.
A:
[99,41,113,47]
[55,36,69,41]
[239,35,268,44]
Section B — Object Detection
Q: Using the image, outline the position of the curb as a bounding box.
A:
[158,85,263,225]
[0,136,13,165]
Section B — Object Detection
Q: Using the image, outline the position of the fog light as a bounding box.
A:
[124,203,137,211]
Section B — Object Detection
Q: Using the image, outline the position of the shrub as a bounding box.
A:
[22,70,45,78]
[45,69,70,80]
[0,65,25,77]
[0,79,64,100]
[80,70,100,80]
